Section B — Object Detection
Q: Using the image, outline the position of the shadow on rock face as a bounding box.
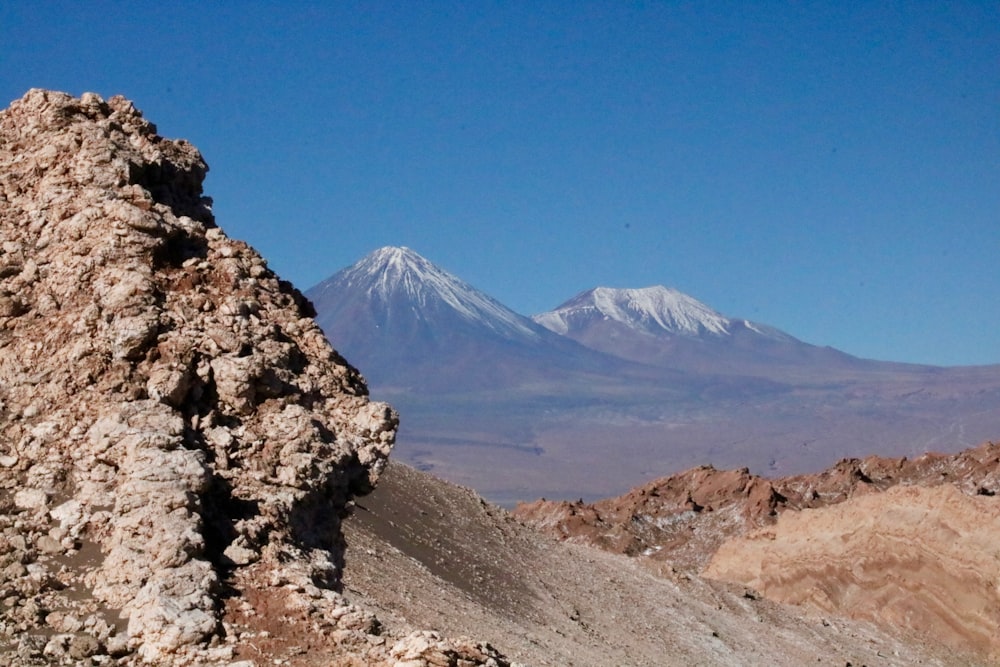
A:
[201,473,263,570]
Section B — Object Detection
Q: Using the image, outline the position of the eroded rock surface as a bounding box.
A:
[515,441,1000,570]
[516,441,1000,662]
[704,484,1000,661]
[0,89,503,665]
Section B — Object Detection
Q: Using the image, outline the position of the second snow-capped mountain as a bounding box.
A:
[534,285,777,338]
[532,285,859,373]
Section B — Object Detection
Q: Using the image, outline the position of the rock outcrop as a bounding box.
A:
[0,89,505,665]
[516,441,1000,662]
[705,484,1000,660]
[515,464,790,570]
[515,441,1000,570]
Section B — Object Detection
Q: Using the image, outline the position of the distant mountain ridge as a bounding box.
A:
[311,248,803,363]
[307,246,1000,503]
[530,284,853,374]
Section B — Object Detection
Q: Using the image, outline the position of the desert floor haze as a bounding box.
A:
[1,89,997,667]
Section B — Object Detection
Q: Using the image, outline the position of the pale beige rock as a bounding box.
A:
[704,484,1000,660]
[12,489,48,511]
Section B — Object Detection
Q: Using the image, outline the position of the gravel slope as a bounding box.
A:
[341,462,958,666]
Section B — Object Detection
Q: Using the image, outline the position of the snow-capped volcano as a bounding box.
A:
[312,246,538,339]
[533,286,733,338]
[530,285,842,372]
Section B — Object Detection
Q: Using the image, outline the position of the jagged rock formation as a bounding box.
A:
[515,441,1000,568]
[515,464,791,570]
[0,89,504,666]
[515,441,1000,662]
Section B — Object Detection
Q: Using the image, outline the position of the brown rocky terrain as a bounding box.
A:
[516,441,1000,663]
[705,484,1000,662]
[0,89,507,666]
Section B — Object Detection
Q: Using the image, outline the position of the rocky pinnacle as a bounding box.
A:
[0,90,510,665]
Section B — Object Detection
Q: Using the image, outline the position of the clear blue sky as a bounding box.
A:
[2,2,998,365]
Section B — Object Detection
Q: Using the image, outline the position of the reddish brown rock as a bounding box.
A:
[516,441,1000,569]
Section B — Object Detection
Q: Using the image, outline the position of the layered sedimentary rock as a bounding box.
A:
[0,89,506,666]
[704,484,1000,660]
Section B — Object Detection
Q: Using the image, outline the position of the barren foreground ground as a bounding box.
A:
[335,462,962,666]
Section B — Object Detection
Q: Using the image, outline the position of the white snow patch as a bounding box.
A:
[532,310,568,335]
[354,247,539,338]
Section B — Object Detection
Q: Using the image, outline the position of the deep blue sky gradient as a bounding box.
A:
[2,1,998,365]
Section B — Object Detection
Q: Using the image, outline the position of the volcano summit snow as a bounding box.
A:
[310,246,539,340]
[534,285,740,337]
[531,284,817,372]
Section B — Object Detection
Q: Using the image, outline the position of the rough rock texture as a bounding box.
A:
[515,441,1000,570]
[0,89,504,666]
[704,484,1000,661]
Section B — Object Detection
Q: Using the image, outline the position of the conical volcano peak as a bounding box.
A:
[367,245,425,271]
[310,246,540,340]
[356,246,457,299]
